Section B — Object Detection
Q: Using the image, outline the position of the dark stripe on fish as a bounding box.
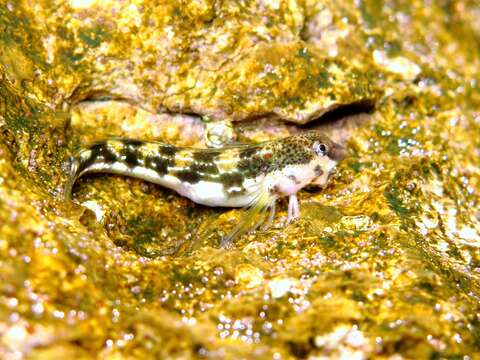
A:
[77,143,117,174]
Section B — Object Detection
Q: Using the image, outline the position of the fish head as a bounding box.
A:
[305,132,347,188]
[267,131,347,195]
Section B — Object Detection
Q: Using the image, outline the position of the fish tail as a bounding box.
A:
[63,141,114,201]
[63,155,81,201]
[63,139,179,201]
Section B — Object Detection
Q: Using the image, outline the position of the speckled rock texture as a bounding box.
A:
[0,0,480,359]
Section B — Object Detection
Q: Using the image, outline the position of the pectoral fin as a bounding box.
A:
[220,187,274,248]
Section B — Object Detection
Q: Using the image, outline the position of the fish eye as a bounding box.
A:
[313,142,328,156]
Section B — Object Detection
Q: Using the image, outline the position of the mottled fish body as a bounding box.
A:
[64,131,347,246]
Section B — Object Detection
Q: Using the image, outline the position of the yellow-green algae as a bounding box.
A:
[1,0,480,359]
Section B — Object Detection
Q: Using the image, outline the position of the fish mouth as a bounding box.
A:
[329,143,348,162]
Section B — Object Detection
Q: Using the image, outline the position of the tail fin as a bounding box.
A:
[63,140,118,201]
[63,155,80,201]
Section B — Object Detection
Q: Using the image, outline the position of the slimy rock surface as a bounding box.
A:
[0,0,479,358]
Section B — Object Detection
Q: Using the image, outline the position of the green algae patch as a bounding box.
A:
[1,0,480,359]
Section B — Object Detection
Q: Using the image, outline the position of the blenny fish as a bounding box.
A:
[64,131,347,247]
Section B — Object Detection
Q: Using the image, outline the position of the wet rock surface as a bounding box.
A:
[1,0,480,359]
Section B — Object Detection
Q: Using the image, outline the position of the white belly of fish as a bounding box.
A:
[86,162,261,208]
[179,177,264,207]
[178,181,250,207]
